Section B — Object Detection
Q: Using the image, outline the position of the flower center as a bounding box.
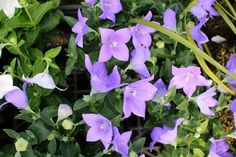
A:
[108,40,118,48]
[184,72,193,82]
[99,120,110,130]
[136,28,146,35]
[126,87,136,97]
[104,2,112,8]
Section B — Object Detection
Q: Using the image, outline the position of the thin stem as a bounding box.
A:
[23,6,35,27]
[216,2,236,21]
[203,44,212,57]
[224,0,236,18]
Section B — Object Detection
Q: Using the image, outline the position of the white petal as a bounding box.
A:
[57,104,73,122]
[0,74,16,99]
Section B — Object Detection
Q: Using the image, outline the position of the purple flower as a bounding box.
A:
[98,28,131,62]
[72,8,88,48]
[123,76,157,118]
[190,16,209,48]
[130,46,150,78]
[195,87,218,116]
[163,8,176,31]
[226,54,236,92]
[1,83,28,109]
[169,65,209,97]
[190,0,219,19]
[150,118,184,150]
[85,54,123,93]
[153,78,171,109]
[99,0,122,23]
[209,138,234,157]
[82,114,113,150]
[230,99,236,128]
[85,0,96,5]
[112,127,132,157]
[130,11,156,48]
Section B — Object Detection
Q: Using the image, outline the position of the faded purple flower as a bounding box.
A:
[230,99,236,128]
[57,104,73,122]
[195,87,218,116]
[82,113,113,150]
[209,138,234,157]
[153,78,171,109]
[85,54,123,93]
[99,0,122,23]
[169,65,209,97]
[150,118,184,150]
[226,54,236,92]
[190,0,219,19]
[72,8,88,48]
[99,28,131,62]
[112,127,132,157]
[190,16,209,48]
[1,82,28,109]
[0,74,17,99]
[123,76,157,118]
[130,11,156,48]
[163,8,176,31]
[130,46,150,78]
[85,0,96,5]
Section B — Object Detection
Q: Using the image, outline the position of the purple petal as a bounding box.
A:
[111,43,129,61]
[124,97,146,118]
[86,127,102,141]
[163,8,176,31]
[190,5,207,19]
[106,66,121,88]
[154,78,167,96]
[140,34,152,48]
[85,0,97,5]
[82,114,103,126]
[99,12,116,23]
[85,54,93,73]
[100,28,115,44]
[183,81,197,97]
[99,44,112,62]
[143,11,152,21]
[5,89,28,109]
[114,28,131,43]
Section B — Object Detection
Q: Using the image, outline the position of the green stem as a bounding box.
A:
[215,3,236,34]
[224,0,236,18]
[130,19,236,82]
[216,2,236,21]
[23,5,35,27]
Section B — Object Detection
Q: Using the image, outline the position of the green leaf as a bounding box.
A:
[164,86,176,103]
[48,139,57,155]
[29,120,51,143]
[151,47,171,58]
[198,119,209,134]
[193,148,204,157]
[74,99,88,111]
[60,142,80,157]
[130,137,146,153]
[33,58,46,75]
[3,129,20,139]
[44,46,61,58]
[64,16,77,27]
[5,16,32,29]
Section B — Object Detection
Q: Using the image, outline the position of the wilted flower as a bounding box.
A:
[153,78,171,109]
[85,0,97,5]
[57,104,73,122]
[85,54,124,93]
[209,138,234,157]
[123,76,157,118]
[82,113,113,150]
[190,16,209,48]
[23,71,64,90]
[195,87,218,116]
[230,99,236,128]
[226,54,236,92]
[72,8,88,48]
[130,46,150,78]
[112,127,132,157]
[99,0,122,23]
[130,11,156,48]
[4,83,28,109]
[149,118,184,150]
[169,65,209,97]
[0,0,22,18]
[190,0,219,19]
[98,28,131,62]
[163,8,176,31]
[0,74,17,99]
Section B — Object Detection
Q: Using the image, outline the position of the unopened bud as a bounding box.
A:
[156,41,165,49]
[15,138,28,152]
[62,119,74,130]
[57,104,73,122]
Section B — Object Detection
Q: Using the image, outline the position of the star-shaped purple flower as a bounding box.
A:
[209,138,234,157]
[130,11,156,48]
[195,87,218,116]
[72,8,88,48]
[85,0,97,5]
[85,54,123,93]
[112,127,132,157]
[190,16,209,48]
[82,113,113,150]
[99,0,122,23]
[150,118,184,150]
[163,8,176,31]
[226,54,236,92]
[169,65,209,97]
[130,46,150,78]
[123,76,157,118]
[190,0,219,20]
[153,78,171,109]
[230,99,236,128]
[98,28,131,62]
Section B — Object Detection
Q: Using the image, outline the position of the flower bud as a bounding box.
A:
[62,119,74,130]
[15,138,28,152]
[129,151,138,157]
[156,41,165,49]
[57,104,73,122]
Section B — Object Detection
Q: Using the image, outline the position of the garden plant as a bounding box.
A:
[0,0,236,156]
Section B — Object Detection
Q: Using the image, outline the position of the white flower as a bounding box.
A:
[0,0,22,18]
[0,74,18,99]
[57,104,73,122]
